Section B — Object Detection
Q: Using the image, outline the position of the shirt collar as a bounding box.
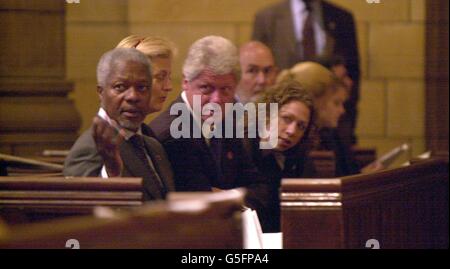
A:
[181,91,219,139]
[291,0,307,14]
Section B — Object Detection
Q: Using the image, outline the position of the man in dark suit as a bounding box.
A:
[64,48,174,201]
[252,0,360,145]
[150,36,269,212]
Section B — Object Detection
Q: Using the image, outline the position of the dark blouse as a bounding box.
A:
[243,137,316,233]
[317,128,360,176]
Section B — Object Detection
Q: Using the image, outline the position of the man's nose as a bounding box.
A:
[209,90,226,104]
[255,71,266,84]
[125,87,140,101]
[163,78,173,92]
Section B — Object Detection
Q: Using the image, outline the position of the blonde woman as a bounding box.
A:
[116,35,176,112]
[277,62,382,175]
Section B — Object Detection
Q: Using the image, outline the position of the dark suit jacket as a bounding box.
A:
[244,136,316,232]
[317,128,359,176]
[63,124,174,201]
[252,0,360,144]
[149,96,270,212]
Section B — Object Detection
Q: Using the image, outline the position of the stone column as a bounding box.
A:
[0,0,81,156]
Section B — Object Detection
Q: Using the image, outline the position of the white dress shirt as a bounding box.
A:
[181,91,216,145]
[290,0,327,56]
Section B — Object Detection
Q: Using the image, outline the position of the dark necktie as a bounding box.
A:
[301,7,316,61]
[129,135,166,195]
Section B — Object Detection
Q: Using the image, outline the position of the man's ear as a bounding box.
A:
[181,77,188,91]
[97,85,103,98]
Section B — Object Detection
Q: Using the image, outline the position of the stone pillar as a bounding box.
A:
[0,0,81,156]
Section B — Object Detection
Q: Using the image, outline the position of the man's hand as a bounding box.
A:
[92,116,125,177]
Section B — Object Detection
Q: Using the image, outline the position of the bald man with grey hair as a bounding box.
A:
[236,41,278,104]
[64,48,174,201]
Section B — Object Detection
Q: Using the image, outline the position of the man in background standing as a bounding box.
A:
[252,0,360,145]
[236,41,278,104]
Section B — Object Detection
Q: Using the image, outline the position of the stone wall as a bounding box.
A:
[66,0,426,165]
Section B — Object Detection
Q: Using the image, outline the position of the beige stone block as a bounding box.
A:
[369,23,424,78]
[358,137,412,168]
[128,0,280,23]
[386,80,425,137]
[330,0,409,22]
[66,23,128,80]
[410,137,426,157]
[129,23,236,80]
[356,21,369,79]
[66,0,127,22]
[355,80,385,137]
[410,0,425,21]
[237,24,253,46]
[68,79,100,133]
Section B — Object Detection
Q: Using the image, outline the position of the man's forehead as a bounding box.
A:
[109,62,150,78]
[242,54,274,67]
[246,63,274,69]
[193,70,236,83]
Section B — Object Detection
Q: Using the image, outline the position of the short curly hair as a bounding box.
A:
[256,78,315,154]
[258,78,314,115]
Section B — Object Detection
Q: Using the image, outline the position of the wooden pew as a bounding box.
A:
[307,147,376,178]
[0,160,7,176]
[351,147,376,170]
[281,157,449,249]
[0,153,64,177]
[0,177,143,224]
[307,150,335,178]
[0,189,244,249]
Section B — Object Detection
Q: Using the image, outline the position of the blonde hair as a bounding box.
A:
[276,61,338,99]
[116,35,176,60]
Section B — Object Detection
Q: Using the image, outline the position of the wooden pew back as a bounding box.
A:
[307,150,335,178]
[281,157,449,248]
[0,190,244,248]
[0,177,143,224]
[351,147,376,170]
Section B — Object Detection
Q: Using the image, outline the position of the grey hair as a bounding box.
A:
[182,35,240,81]
[96,48,152,87]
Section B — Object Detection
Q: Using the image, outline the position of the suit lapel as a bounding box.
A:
[277,0,297,57]
[120,140,163,200]
[143,137,175,192]
[321,1,337,56]
[192,123,218,181]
